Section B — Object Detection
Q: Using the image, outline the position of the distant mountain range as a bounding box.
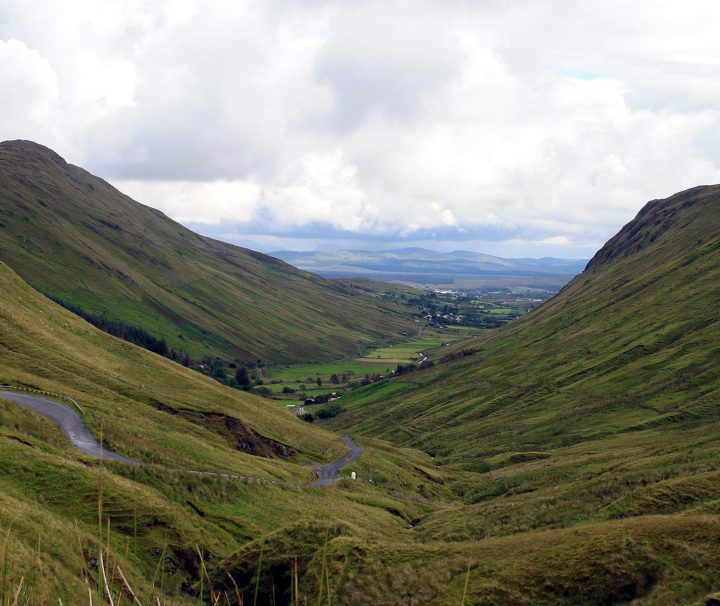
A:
[272,247,588,287]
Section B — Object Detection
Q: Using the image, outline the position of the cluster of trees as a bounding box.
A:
[47,295,180,359]
[299,402,343,423]
[196,359,267,391]
[46,294,283,395]
[301,373,348,387]
[394,360,434,376]
[234,366,252,387]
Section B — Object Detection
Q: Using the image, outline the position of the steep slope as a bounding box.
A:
[3,188,720,603]
[327,184,720,457]
[0,259,341,471]
[0,259,451,602]
[0,140,414,364]
[319,185,720,580]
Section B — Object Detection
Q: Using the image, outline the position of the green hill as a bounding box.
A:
[3,180,720,605]
[0,259,450,603]
[0,140,414,364]
[326,184,720,459]
[316,184,720,601]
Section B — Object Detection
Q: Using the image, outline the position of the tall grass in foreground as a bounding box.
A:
[1,524,12,605]
[2,465,488,605]
[0,454,328,606]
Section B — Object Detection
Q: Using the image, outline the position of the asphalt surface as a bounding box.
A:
[0,390,138,465]
[0,389,363,482]
[312,436,364,487]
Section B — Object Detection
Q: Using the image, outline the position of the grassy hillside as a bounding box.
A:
[0,140,414,364]
[0,260,340,470]
[317,185,720,602]
[326,184,720,458]
[0,259,455,603]
[3,184,720,605]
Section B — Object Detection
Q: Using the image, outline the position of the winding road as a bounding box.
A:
[0,390,138,464]
[0,389,361,485]
[312,436,364,487]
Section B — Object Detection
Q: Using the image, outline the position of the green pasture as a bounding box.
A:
[265,326,476,390]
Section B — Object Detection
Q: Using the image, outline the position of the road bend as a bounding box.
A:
[312,436,364,487]
[0,390,138,465]
[1,390,363,485]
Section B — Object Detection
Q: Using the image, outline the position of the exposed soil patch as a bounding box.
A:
[150,400,296,458]
[413,465,445,484]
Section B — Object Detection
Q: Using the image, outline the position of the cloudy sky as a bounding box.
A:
[2,0,719,258]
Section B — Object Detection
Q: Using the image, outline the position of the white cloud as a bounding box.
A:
[116,178,260,224]
[0,39,59,141]
[542,236,571,246]
[261,150,373,231]
[1,0,720,257]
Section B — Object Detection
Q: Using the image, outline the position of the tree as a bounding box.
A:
[235,366,250,386]
[317,403,343,419]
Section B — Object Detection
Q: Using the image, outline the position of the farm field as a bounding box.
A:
[263,326,477,401]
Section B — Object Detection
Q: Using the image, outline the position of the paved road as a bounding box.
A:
[0,390,138,465]
[312,436,364,487]
[1,389,363,483]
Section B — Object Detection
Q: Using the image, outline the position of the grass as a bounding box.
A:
[263,327,475,400]
[318,380,420,413]
[3,182,720,604]
[0,258,456,602]
[357,326,475,363]
[310,185,720,602]
[0,140,415,366]
[325,185,720,456]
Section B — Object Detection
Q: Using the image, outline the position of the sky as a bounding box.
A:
[1,0,719,258]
